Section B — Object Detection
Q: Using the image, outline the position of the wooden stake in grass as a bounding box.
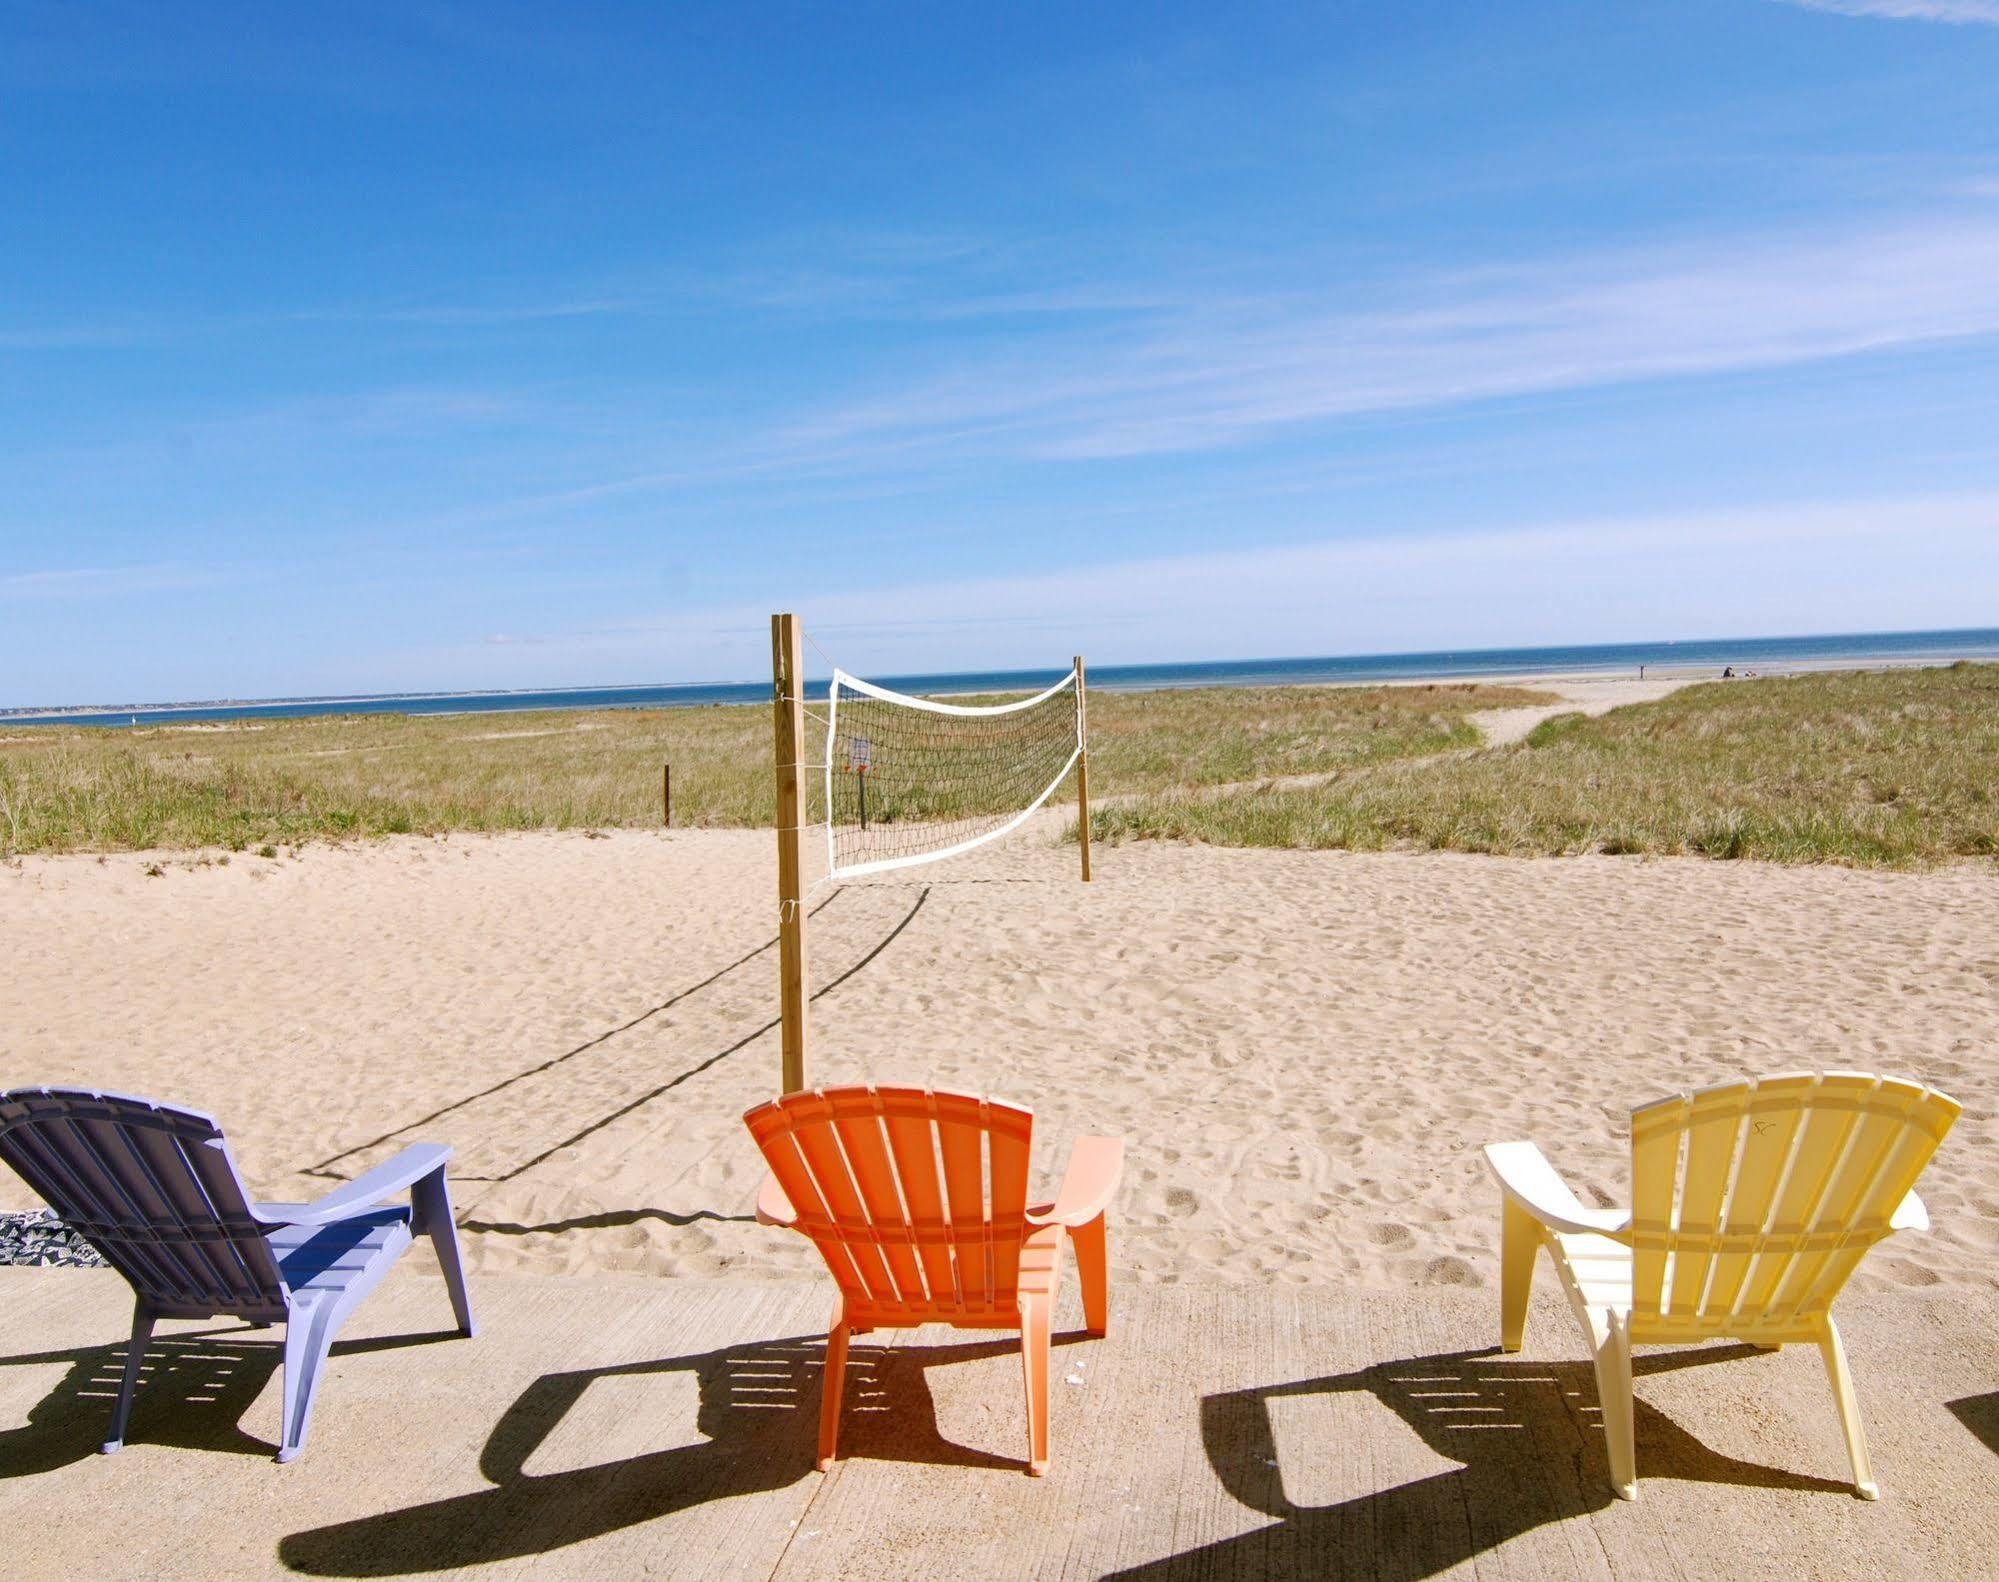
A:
[662,763,670,828]
[771,613,809,1094]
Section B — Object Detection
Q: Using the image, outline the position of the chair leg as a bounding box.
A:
[1072,1215,1109,1337]
[278,1304,338,1463]
[1020,1294,1053,1476]
[101,1302,156,1454]
[1818,1317,1878,1499]
[1499,1196,1539,1353]
[1590,1311,1638,1501]
[817,1302,850,1473]
[412,1166,475,1338]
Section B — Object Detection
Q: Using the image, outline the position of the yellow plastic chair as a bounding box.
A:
[1485,1071,1959,1501]
[745,1085,1123,1476]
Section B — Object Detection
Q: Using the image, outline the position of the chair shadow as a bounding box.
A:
[280,1331,1055,1577]
[1947,1392,1999,1457]
[1106,1344,1855,1582]
[0,1325,463,1475]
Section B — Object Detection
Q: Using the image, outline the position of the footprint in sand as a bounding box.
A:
[1163,1185,1200,1217]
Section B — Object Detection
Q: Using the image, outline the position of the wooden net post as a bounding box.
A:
[1074,653,1092,883]
[772,612,809,1093]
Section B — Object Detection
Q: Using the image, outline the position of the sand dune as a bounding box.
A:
[1467,672,1695,745]
[4,825,1994,1296]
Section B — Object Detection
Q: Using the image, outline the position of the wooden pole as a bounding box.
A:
[1073,653,1092,883]
[662,763,671,827]
[772,613,810,1093]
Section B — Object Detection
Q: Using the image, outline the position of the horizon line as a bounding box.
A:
[6,622,1999,723]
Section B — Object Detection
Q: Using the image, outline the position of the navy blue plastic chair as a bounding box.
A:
[0,1086,474,1461]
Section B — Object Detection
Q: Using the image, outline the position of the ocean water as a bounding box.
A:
[6,626,1998,729]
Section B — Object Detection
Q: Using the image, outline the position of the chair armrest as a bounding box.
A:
[756,1174,799,1228]
[1890,1188,1929,1233]
[1026,1136,1124,1229]
[1483,1141,1629,1237]
[256,1143,452,1228]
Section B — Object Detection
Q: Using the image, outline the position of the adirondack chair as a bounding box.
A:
[1485,1071,1959,1500]
[0,1086,474,1461]
[743,1085,1123,1476]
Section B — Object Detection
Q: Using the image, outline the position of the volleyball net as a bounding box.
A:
[822,665,1083,880]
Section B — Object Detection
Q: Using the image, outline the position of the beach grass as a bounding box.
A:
[1092,663,1999,867]
[0,681,1546,856]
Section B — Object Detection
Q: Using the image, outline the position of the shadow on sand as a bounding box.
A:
[0,1326,462,1475]
[1105,1344,1855,1581]
[1947,1390,1999,1458]
[279,1331,1071,1576]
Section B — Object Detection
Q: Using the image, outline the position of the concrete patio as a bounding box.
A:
[2,1267,1995,1580]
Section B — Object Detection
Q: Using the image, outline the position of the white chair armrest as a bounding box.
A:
[1483,1141,1630,1237]
[756,1174,800,1228]
[1889,1188,1929,1234]
[254,1143,451,1228]
[1025,1137,1124,1229]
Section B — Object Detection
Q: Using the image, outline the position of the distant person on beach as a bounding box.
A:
[1722,666,1734,678]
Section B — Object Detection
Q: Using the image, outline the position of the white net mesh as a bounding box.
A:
[824,668,1083,879]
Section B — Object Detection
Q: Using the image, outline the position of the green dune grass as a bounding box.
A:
[0,681,1546,856]
[1091,663,1999,867]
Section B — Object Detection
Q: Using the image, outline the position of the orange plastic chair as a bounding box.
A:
[743,1085,1123,1476]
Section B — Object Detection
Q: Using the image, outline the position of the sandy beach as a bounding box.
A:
[7,816,1993,1298]
[14,8,1999,1570]
[6,673,1997,1577]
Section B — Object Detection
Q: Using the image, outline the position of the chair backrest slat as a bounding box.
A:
[828,1103,929,1305]
[745,1086,1037,1318]
[1628,1112,1679,1319]
[1737,1081,1863,1315]
[985,1105,1032,1302]
[81,1113,226,1303]
[883,1109,957,1306]
[1629,1072,1958,1330]
[1703,1077,1810,1318]
[4,1116,196,1301]
[789,1097,901,1307]
[937,1097,994,1310]
[1775,1078,1946,1320]
[0,1087,284,1314]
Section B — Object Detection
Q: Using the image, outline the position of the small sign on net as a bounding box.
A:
[844,735,873,829]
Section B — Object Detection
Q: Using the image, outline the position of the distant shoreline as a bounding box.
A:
[6,625,1997,729]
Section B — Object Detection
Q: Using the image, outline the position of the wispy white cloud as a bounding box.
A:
[367,206,1999,536]
[770,212,1999,465]
[411,488,1999,684]
[0,324,149,349]
[329,298,643,327]
[0,564,230,601]
[0,229,1049,353]
[1773,0,1999,22]
[0,295,644,354]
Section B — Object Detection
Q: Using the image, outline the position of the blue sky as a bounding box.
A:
[4,0,1999,704]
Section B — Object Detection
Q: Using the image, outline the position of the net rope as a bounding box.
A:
[824,667,1081,879]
